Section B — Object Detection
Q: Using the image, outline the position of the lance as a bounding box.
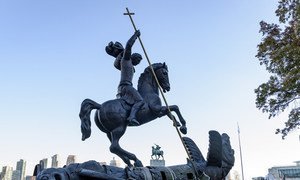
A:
[123,8,207,179]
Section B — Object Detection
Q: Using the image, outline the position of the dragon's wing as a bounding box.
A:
[182,137,206,164]
[221,133,235,175]
[207,130,222,167]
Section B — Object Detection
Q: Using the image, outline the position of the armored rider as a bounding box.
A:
[105,30,144,126]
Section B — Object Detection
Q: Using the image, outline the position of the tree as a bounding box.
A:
[255,0,300,139]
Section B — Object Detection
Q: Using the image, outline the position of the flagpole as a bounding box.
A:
[238,122,245,180]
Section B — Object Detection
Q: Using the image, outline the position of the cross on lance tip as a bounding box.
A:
[123,12,135,15]
[124,7,135,15]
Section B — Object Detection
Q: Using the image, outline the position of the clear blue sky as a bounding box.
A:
[0,0,299,179]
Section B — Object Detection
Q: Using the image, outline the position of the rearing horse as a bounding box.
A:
[79,63,187,167]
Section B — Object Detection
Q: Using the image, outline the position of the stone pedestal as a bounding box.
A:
[150,159,165,167]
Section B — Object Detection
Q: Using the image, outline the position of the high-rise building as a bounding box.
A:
[66,155,77,166]
[39,158,48,169]
[109,157,120,167]
[1,166,13,180]
[51,154,60,168]
[25,175,36,180]
[99,162,107,166]
[226,170,241,180]
[16,159,26,180]
[267,161,300,179]
[252,177,265,180]
[12,170,20,180]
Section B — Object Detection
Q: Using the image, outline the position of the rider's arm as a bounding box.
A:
[123,30,140,60]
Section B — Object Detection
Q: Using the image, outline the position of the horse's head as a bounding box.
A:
[154,62,170,93]
[138,62,170,94]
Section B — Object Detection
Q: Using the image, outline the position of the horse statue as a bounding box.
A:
[79,62,187,168]
[151,144,164,160]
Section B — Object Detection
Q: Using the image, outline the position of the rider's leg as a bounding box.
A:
[127,100,144,125]
[126,86,145,126]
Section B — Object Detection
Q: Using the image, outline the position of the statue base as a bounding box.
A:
[150,159,165,166]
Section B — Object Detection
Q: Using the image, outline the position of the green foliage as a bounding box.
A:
[255,0,300,139]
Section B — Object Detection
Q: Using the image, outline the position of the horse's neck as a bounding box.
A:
[138,83,158,96]
[138,74,159,97]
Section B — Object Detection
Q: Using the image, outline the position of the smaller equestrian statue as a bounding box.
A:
[79,30,187,168]
[151,144,164,160]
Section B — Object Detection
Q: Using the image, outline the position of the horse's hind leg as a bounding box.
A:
[109,126,131,166]
[109,126,143,167]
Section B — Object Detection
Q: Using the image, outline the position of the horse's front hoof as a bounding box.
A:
[180,126,187,135]
[134,160,143,167]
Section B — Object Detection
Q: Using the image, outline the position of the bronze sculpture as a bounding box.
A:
[34,10,235,178]
[79,31,187,168]
[151,144,164,160]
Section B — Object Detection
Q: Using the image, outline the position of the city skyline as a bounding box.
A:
[0,155,122,179]
[0,1,299,179]
[2,155,300,179]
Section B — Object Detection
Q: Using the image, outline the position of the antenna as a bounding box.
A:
[238,122,245,180]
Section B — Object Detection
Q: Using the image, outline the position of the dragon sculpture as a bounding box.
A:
[34,130,234,180]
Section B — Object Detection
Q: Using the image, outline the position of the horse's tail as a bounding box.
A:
[79,98,102,141]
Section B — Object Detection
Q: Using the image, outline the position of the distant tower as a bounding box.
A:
[51,154,60,168]
[99,162,107,166]
[150,144,165,166]
[12,170,20,180]
[109,157,121,167]
[225,170,240,180]
[66,155,77,166]
[1,166,13,180]
[16,159,26,180]
[25,175,36,180]
[39,158,48,169]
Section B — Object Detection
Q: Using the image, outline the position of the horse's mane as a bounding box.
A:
[137,63,167,91]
